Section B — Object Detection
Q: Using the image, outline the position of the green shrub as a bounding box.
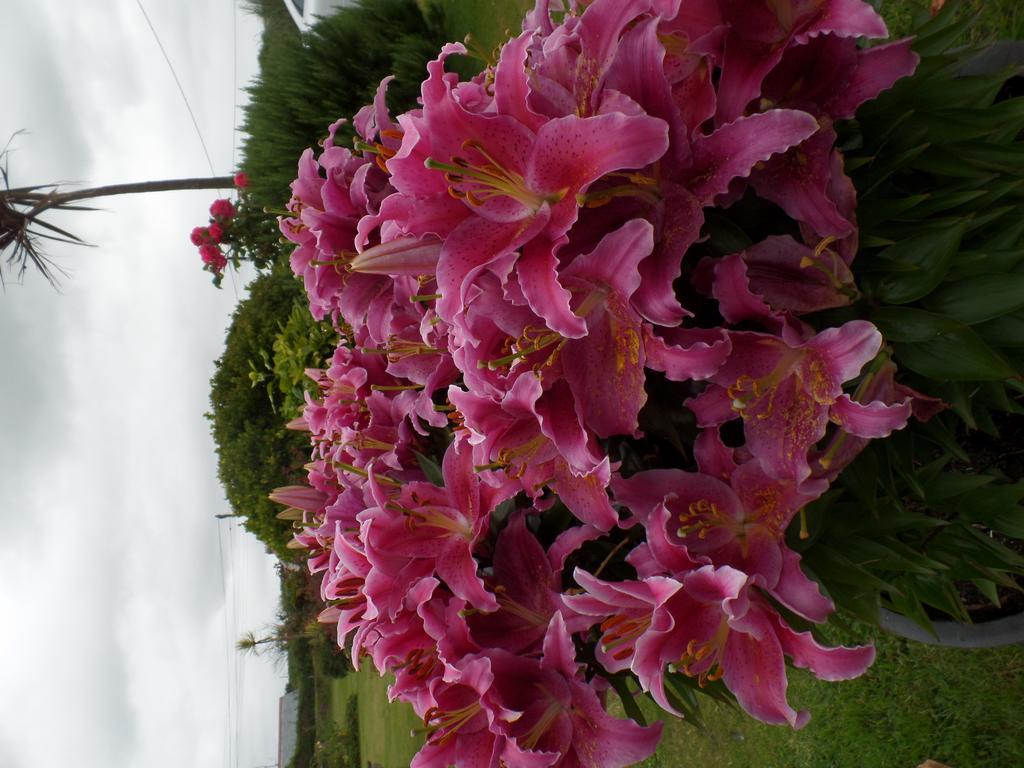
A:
[207,268,311,557]
[239,0,451,214]
[247,301,338,421]
[796,5,1024,629]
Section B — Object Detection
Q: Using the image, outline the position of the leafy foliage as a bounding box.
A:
[878,0,1024,42]
[248,301,339,421]
[807,4,1024,629]
[207,269,313,557]
[215,192,287,278]
[239,0,451,214]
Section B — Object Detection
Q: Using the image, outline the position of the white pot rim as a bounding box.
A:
[879,608,1024,648]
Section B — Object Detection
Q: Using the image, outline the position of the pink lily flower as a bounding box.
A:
[614,459,833,621]
[563,569,685,680]
[467,615,663,768]
[558,219,654,437]
[385,43,670,324]
[467,513,591,655]
[362,578,447,703]
[762,34,919,123]
[710,0,890,124]
[321,526,378,655]
[568,566,873,727]
[449,376,619,531]
[360,433,514,612]
[722,35,917,257]
[661,566,873,727]
[811,360,939,482]
[411,656,518,768]
[686,320,909,484]
[695,235,859,329]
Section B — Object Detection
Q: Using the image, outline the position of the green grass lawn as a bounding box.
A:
[316,628,1024,768]
[879,0,1023,40]
[621,626,1024,768]
[330,666,423,768]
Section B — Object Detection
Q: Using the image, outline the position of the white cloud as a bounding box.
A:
[1,2,286,767]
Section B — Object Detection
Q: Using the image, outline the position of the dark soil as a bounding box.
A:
[948,410,1024,623]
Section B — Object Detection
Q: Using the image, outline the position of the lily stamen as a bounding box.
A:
[481,326,565,370]
[679,621,730,687]
[600,612,652,658]
[426,139,566,212]
[423,701,484,746]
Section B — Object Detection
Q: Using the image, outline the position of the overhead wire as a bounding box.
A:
[133,0,249,763]
[216,518,234,768]
[134,0,242,297]
[231,516,242,768]
[133,0,220,180]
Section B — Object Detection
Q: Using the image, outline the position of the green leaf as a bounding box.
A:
[803,544,900,593]
[665,669,734,709]
[862,220,967,304]
[911,7,975,57]
[905,574,969,623]
[973,403,1000,437]
[970,178,1024,212]
[703,212,752,255]
[838,450,878,512]
[838,538,941,576]
[934,524,1024,570]
[905,188,989,218]
[911,147,1005,178]
[856,143,931,196]
[922,148,1024,183]
[912,100,1024,143]
[870,306,962,343]
[856,255,923,274]
[987,509,1024,539]
[958,481,1024,522]
[884,434,927,499]
[971,579,1001,607]
[978,214,1024,251]
[911,417,970,462]
[859,235,898,249]
[883,588,936,637]
[855,500,947,536]
[790,490,842,549]
[825,580,881,625]
[855,106,917,148]
[916,454,951,487]
[945,249,1024,281]
[880,537,950,574]
[975,312,1024,348]
[965,206,1017,234]
[924,472,995,502]
[857,194,929,228]
[894,327,1018,381]
[980,380,1024,414]
[657,675,708,728]
[413,451,443,486]
[902,70,1009,113]
[933,382,977,427]
[604,675,647,727]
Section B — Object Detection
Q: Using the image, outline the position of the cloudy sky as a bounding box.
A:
[1,3,291,767]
